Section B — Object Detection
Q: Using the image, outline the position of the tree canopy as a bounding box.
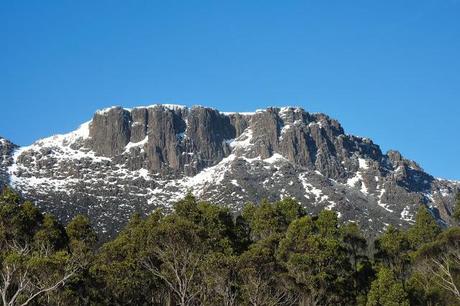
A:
[0,187,458,305]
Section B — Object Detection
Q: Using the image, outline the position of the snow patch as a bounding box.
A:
[400,206,413,222]
[346,172,368,194]
[7,120,113,191]
[96,106,119,115]
[136,168,151,180]
[35,121,91,147]
[144,104,186,111]
[125,136,148,152]
[178,154,236,194]
[225,128,253,150]
[358,158,369,169]
[263,153,288,164]
[221,111,255,116]
[298,173,329,203]
[376,188,394,212]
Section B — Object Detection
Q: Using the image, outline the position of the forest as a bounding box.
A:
[0,187,459,306]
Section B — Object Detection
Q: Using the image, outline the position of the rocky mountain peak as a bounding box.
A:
[1,105,458,238]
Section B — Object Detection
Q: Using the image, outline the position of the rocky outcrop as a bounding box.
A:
[89,107,132,156]
[86,105,242,176]
[0,137,18,189]
[5,105,460,239]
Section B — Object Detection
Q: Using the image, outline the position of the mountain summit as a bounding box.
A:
[1,105,458,237]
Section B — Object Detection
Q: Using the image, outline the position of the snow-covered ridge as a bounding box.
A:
[96,104,187,115]
[436,177,460,185]
[221,112,256,116]
[34,121,91,146]
[9,120,93,152]
[96,104,307,118]
[279,106,304,113]
[6,120,108,189]
[221,106,300,116]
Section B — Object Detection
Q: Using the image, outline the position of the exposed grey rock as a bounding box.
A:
[0,136,18,188]
[89,107,132,156]
[130,107,148,143]
[4,105,459,239]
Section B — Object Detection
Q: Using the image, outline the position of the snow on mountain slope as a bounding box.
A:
[1,105,458,238]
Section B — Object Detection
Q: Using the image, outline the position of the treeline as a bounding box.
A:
[1,187,460,306]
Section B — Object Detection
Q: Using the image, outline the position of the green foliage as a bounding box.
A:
[410,227,460,305]
[454,193,460,222]
[238,236,294,305]
[374,225,411,280]
[145,215,208,305]
[274,197,306,226]
[366,267,410,306]
[66,214,97,248]
[33,213,68,250]
[242,198,304,241]
[199,252,239,305]
[277,213,354,305]
[91,213,161,305]
[0,189,43,245]
[342,222,374,303]
[1,187,459,305]
[0,188,88,306]
[316,209,340,237]
[0,186,21,205]
[407,205,441,249]
[243,200,280,240]
[342,222,367,268]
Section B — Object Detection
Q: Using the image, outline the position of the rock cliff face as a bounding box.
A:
[0,137,17,189]
[87,105,240,175]
[1,105,459,238]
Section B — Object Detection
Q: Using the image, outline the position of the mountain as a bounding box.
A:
[0,137,17,189]
[1,105,458,238]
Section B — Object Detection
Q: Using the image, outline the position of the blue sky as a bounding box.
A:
[1,0,459,179]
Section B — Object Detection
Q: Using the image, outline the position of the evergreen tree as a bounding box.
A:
[2,187,459,304]
[0,188,81,306]
[412,227,460,304]
[242,199,280,240]
[274,198,306,227]
[342,222,374,304]
[242,198,304,241]
[143,215,207,306]
[239,236,294,305]
[175,194,241,254]
[199,252,239,306]
[342,222,367,271]
[366,267,410,306]
[91,213,161,305]
[33,213,68,251]
[453,193,460,222]
[66,214,97,248]
[0,186,21,205]
[316,209,340,237]
[277,214,354,305]
[407,205,441,249]
[374,225,411,281]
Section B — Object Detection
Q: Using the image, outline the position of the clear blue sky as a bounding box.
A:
[1,0,459,180]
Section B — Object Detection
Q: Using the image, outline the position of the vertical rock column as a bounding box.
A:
[89,107,132,156]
